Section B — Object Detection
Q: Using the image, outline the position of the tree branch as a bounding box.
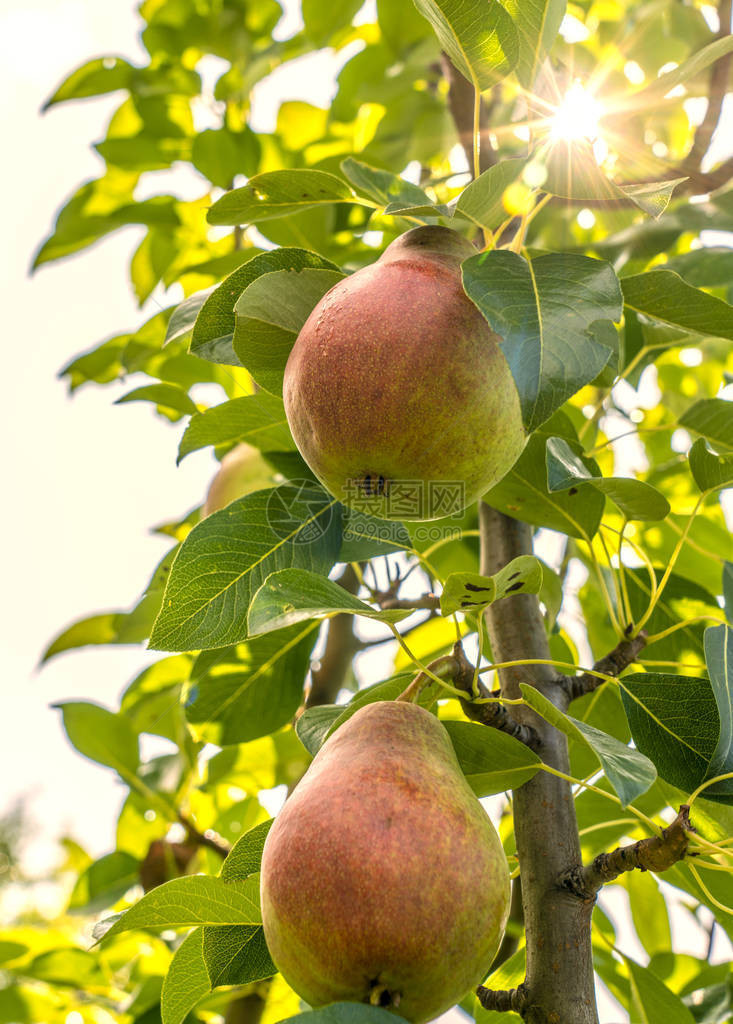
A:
[478,503,599,1024]
[560,806,694,902]
[306,564,362,708]
[679,2,733,175]
[178,812,231,859]
[476,984,528,1014]
[563,632,647,703]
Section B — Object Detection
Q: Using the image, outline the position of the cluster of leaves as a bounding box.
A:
[5,0,733,1022]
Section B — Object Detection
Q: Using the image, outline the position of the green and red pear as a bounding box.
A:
[260,700,510,1022]
[283,225,525,521]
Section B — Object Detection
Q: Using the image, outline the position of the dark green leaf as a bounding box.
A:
[703,625,733,796]
[462,250,621,431]
[546,436,670,521]
[191,247,340,366]
[191,128,260,189]
[339,509,411,561]
[296,705,343,756]
[69,852,141,913]
[207,170,358,226]
[626,956,696,1023]
[442,720,542,795]
[341,157,449,218]
[679,398,733,451]
[234,267,345,394]
[484,412,605,538]
[165,288,215,345]
[724,562,733,624]
[689,437,733,492]
[521,685,656,805]
[621,271,733,341]
[248,568,412,635]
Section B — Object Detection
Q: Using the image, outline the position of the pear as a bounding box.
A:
[203,443,268,516]
[260,700,510,1022]
[282,225,525,521]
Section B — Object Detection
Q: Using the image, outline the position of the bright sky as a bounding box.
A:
[1,2,731,1017]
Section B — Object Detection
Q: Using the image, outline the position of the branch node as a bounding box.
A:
[564,631,647,702]
[476,982,528,1015]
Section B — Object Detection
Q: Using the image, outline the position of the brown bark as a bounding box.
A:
[478,504,598,1024]
[306,564,361,708]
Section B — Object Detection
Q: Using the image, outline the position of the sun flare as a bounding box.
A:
[551,81,604,142]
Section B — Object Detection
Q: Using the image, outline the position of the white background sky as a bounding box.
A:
[1,2,731,1020]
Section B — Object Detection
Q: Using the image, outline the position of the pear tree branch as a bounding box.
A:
[476,984,528,1014]
[306,563,363,708]
[560,806,695,902]
[561,632,647,703]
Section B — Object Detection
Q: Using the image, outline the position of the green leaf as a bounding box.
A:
[296,704,343,756]
[621,271,733,341]
[689,437,733,492]
[185,624,319,744]
[165,288,215,345]
[341,157,450,218]
[484,411,605,538]
[462,250,622,431]
[115,383,198,416]
[442,720,542,795]
[440,555,543,616]
[629,35,733,105]
[191,127,260,189]
[54,702,139,776]
[43,56,134,108]
[69,851,141,913]
[283,1007,403,1024]
[703,624,733,794]
[149,484,342,652]
[679,398,733,450]
[303,0,364,43]
[207,170,358,226]
[248,568,412,635]
[724,561,733,624]
[454,158,526,232]
[201,924,276,987]
[665,247,733,288]
[501,0,566,87]
[177,393,296,462]
[220,820,273,882]
[626,957,696,1023]
[412,0,519,91]
[520,685,656,805]
[620,671,733,803]
[161,929,211,1024]
[95,875,262,942]
[339,509,411,561]
[234,268,345,394]
[626,871,671,957]
[191,247,340,366]
[546,437,670,521]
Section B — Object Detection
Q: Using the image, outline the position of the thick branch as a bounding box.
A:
[376,593,441,611]
[680,3,733,173]
[306,564,361,708]
[561,806,694,902]
[479,503,598,1024]
[563,632,647,703]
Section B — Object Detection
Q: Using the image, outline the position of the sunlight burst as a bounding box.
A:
[551,82,604,142]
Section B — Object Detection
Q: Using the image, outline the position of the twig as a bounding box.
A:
[563,632,647,703]
[560,806,694,902]
[374,592,441,611]
[440,54,499,174]
[475,984,528,1014]
[178,812,231,859]
[451,642,540,747]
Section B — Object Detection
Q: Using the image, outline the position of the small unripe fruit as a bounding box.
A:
[283,226,525,521]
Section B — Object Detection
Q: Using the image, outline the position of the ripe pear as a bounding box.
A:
[260,700,510,1022]
[282,226,525,521]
